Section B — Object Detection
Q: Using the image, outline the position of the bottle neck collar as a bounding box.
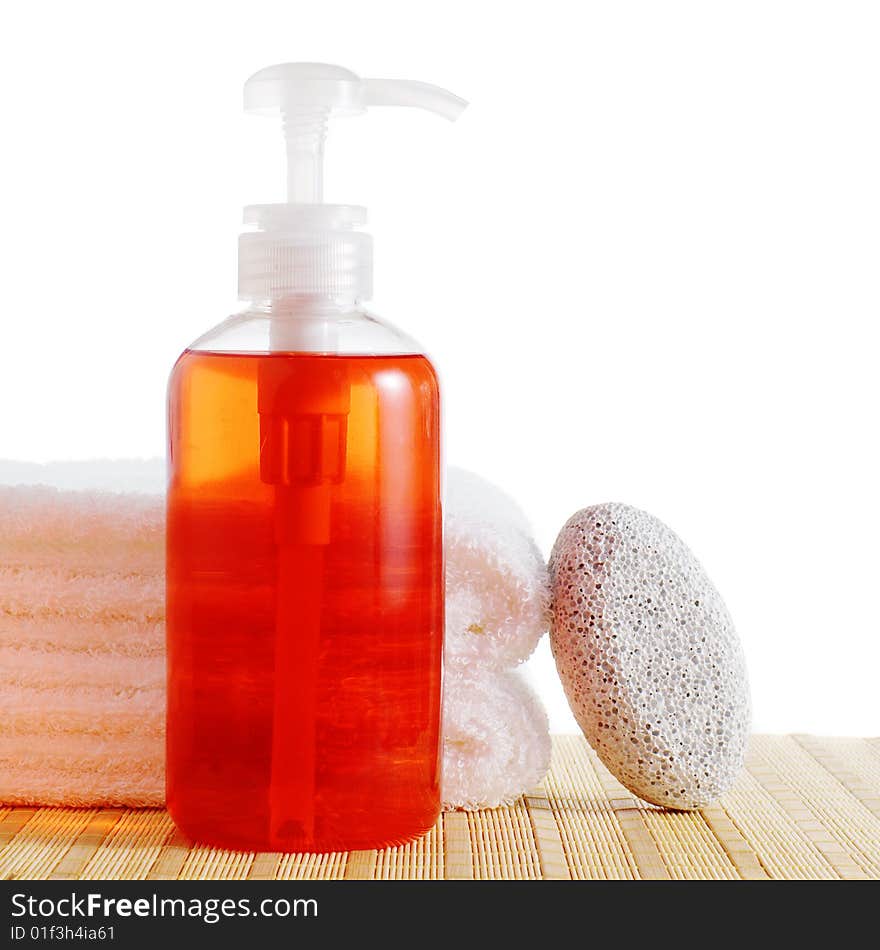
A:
[245,294,362,315]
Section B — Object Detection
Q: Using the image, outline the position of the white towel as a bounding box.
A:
[441,667,550,810]
[444,469,550,671]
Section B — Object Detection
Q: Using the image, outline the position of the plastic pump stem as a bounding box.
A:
[245,63,465,844]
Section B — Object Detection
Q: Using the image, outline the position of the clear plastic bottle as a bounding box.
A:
[166,65,465,852]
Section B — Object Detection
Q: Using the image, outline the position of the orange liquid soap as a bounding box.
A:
[166,350,443,852]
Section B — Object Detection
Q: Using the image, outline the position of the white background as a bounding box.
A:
[2,1,878,735]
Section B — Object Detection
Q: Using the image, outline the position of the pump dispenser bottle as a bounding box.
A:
[166,64,466,852]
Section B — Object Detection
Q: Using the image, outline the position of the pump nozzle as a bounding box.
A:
[363,78,468,119]
[244,63,466,205]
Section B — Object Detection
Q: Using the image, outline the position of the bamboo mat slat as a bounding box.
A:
[2,735,879,881]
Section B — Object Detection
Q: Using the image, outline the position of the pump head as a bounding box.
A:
[238,63,467,303]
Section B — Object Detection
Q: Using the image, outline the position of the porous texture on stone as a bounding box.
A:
[549,503,750,809]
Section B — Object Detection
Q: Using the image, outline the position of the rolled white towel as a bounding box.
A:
[441,667,551,810]
[445,468,550,671]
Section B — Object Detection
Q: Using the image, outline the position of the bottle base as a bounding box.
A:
[168,801,440,855]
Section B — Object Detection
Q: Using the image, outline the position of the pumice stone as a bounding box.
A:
[549,503,750,809]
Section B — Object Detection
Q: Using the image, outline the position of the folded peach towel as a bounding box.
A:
[0,459,549,808]
[0,460,165,805]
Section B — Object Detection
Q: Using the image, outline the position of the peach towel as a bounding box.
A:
[0,460,164,805]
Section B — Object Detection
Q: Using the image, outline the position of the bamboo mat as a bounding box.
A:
[2,735,879,881]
